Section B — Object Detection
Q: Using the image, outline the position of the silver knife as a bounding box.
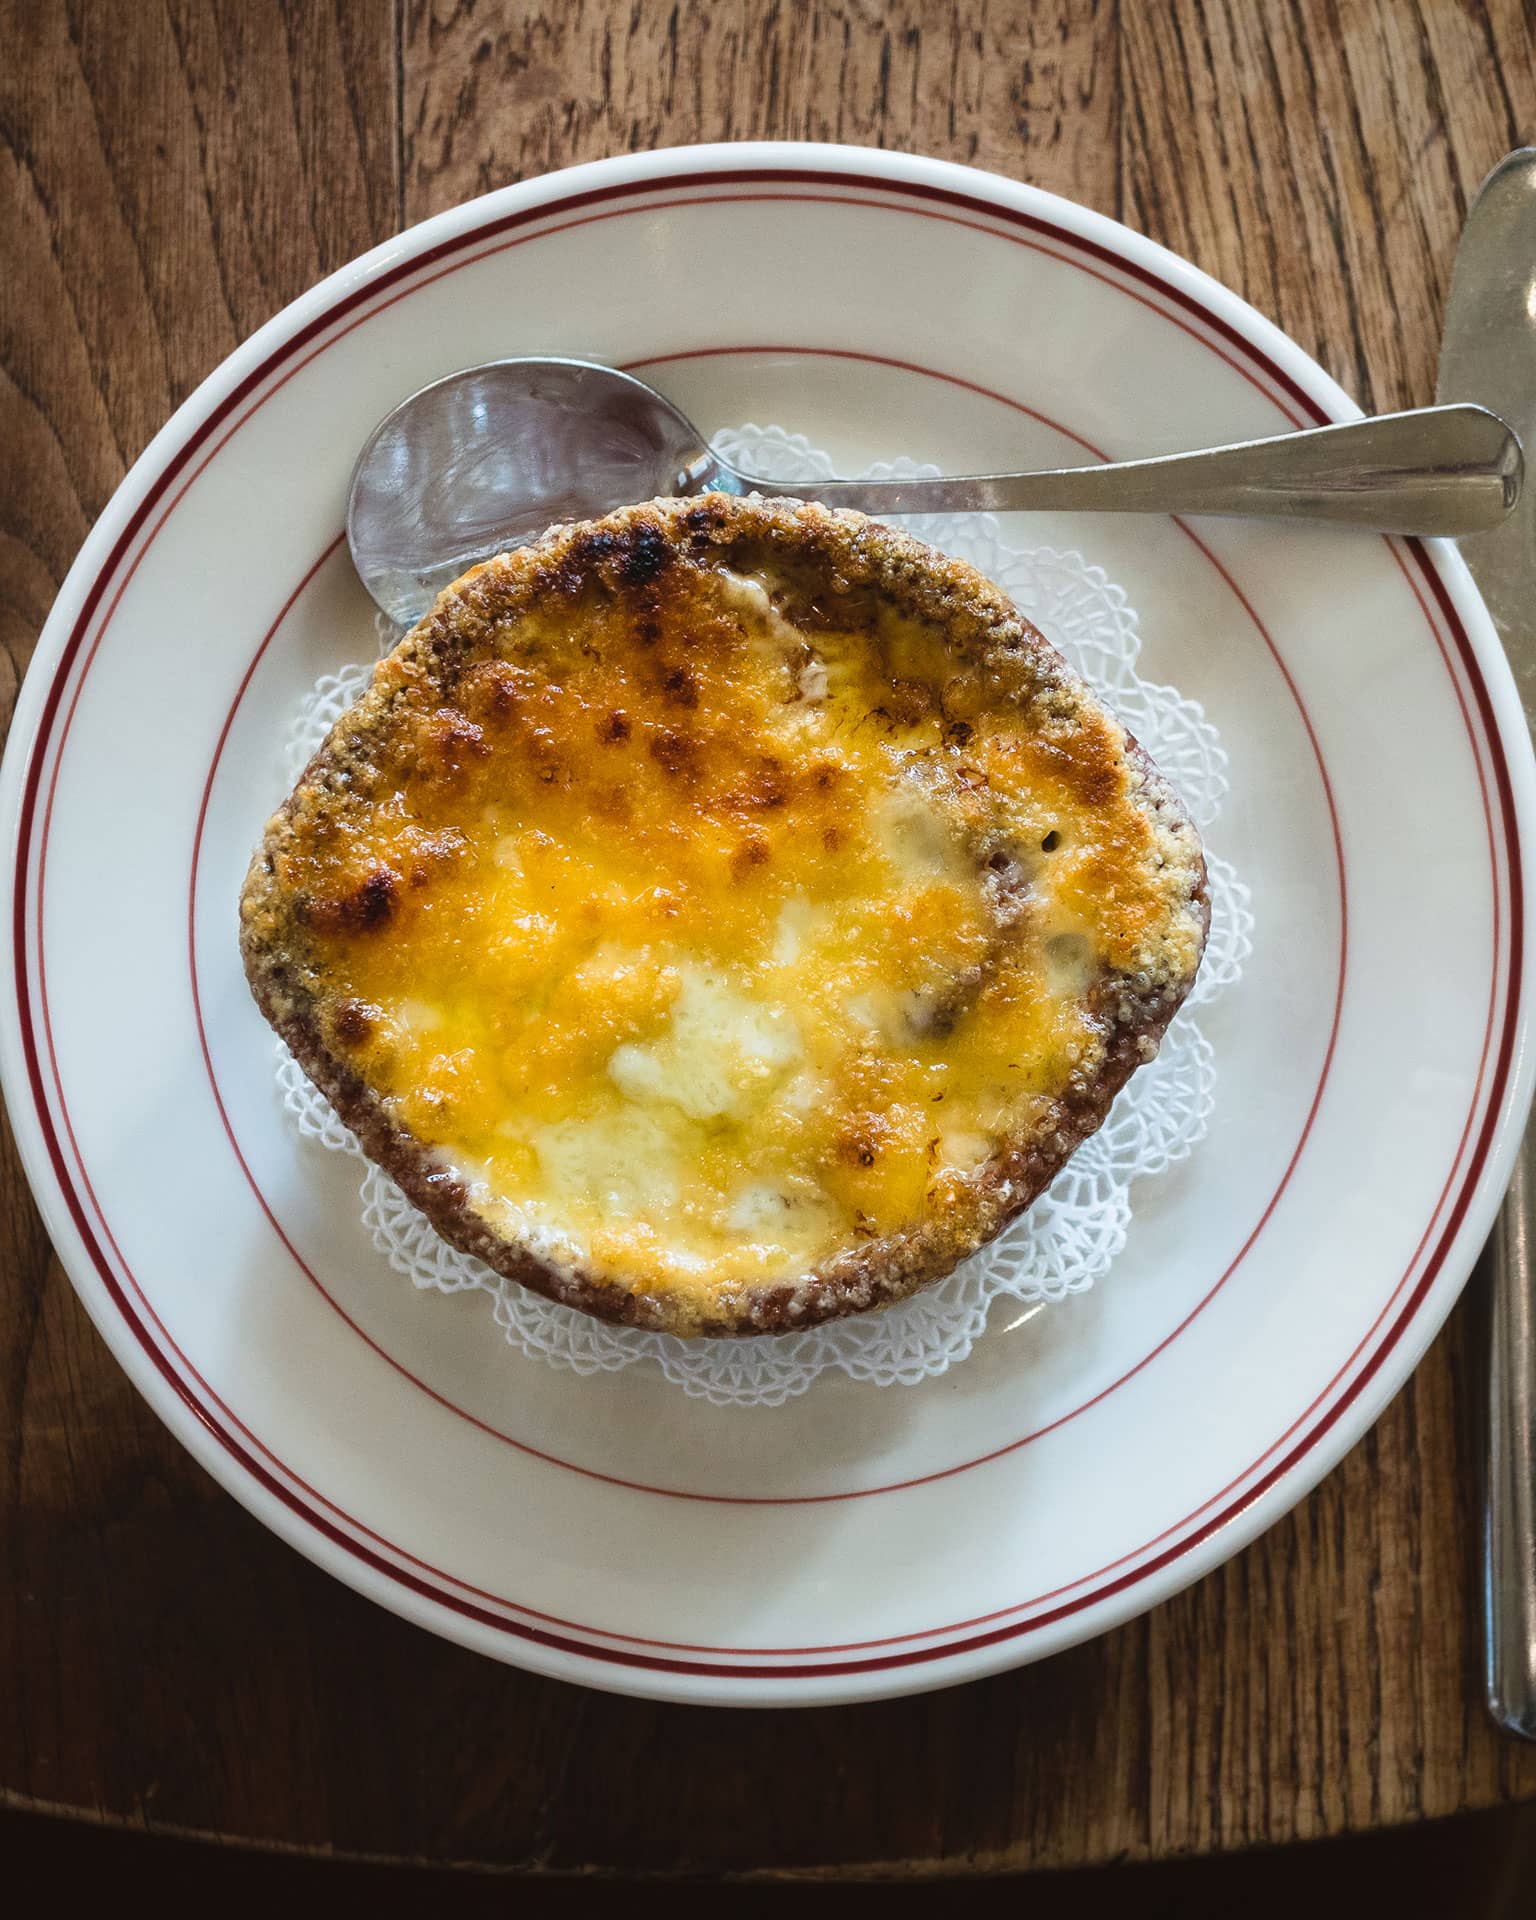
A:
[1437,148,1536,1740]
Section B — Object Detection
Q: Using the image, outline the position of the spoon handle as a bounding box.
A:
[738,404,1519,538]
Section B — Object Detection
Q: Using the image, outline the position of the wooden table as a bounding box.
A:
[5,0,1536,1878]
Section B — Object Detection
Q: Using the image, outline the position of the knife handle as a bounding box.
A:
[1486,1108,1536,1739]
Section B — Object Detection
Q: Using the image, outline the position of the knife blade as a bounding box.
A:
[1436,147,1536,1741]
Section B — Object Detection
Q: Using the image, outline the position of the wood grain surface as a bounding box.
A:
[4,0,1536,1877]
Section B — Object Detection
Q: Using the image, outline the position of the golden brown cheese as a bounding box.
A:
[242,497,1207,1334]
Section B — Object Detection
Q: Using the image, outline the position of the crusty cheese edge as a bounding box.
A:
[239,495,1210,1337]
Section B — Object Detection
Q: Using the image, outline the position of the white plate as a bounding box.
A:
[3,144,1532,1706]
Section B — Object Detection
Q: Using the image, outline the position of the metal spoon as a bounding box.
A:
[347,356,1521,628]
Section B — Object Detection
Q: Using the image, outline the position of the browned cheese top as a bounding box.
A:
[242,499,1205,1324]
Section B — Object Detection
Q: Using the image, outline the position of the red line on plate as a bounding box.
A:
[188,347,1348,1513]
[11,166,1520,1676]
[630,343,1110,454]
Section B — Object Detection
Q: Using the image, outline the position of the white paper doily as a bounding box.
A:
[275,424,1252,1406]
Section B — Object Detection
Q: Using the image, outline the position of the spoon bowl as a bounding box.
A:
[347,359,721,625]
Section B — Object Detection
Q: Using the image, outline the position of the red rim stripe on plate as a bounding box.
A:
[10,166,1521,1676]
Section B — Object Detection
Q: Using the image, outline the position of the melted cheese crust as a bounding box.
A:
[256,509,1202,1319]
